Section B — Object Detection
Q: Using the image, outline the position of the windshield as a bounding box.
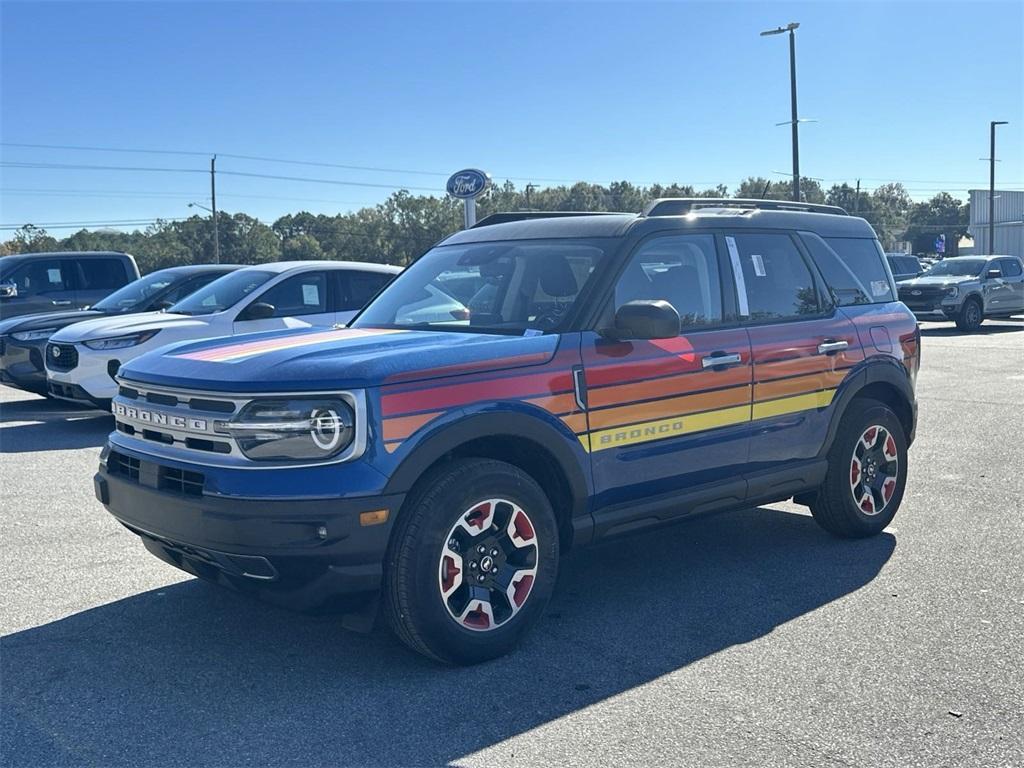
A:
[92,270,179,312]
[352,239,609,333]
[169,269,274,315]
[923,259,986,277]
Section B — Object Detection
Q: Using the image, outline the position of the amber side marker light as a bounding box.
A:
[360,509,390,527]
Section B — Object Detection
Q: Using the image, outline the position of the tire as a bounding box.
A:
[955,297,983,332]
[810,398,908,538]
[383,458,559,665]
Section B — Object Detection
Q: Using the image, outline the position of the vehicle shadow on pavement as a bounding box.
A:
[918,321,1023,337]
[1,507,895,767]
[0,392,110,451]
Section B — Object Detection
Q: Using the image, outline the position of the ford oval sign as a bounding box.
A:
[447,169,490,200]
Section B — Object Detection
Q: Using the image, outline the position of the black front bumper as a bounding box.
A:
[95,460,406,612]
[0,338,48,394]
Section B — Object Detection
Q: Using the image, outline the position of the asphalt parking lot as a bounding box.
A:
[2,319,1022,768]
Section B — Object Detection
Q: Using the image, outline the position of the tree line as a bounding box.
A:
[2,179,971,273]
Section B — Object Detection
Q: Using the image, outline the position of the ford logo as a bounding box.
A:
[911,290,922,296]
[446,169,490,200]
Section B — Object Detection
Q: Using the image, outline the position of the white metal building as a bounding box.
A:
[969,189,1024,258]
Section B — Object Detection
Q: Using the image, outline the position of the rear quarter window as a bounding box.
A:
[79,258,128,289]
[800,233,895,306]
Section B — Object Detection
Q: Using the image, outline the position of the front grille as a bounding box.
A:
[108,451,140,481]
[159,466,205,497]
[107,450,206,497]
[46,343,79,371]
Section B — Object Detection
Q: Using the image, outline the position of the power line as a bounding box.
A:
[1,161,205,174]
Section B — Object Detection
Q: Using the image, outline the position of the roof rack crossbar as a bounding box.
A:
[471,211,629,228]
[643,198,848,217]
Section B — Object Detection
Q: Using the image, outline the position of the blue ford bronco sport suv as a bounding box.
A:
[95,199,920,664]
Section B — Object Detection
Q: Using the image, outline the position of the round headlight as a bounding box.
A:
[226,397,355,461]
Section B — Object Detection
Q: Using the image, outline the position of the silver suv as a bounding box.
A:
[897,255,1024,331]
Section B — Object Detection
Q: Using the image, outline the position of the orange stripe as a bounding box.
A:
[588,366,751,410]
[588,385,751,431]
[755,354,858,382]
[382,411,442,442]
[560,413,588,433]
[754,370,848,402]
[525,392,578,414]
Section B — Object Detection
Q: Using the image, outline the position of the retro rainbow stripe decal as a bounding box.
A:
[379,332,869,455]
[175,328,404,363]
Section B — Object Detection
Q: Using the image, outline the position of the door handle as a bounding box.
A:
[51,300,72,306]
[817,339,849,355]
[701,352,743,369]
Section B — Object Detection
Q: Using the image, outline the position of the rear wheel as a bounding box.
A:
[955,297,983,332]
[810,398,908,538]
[383,458,559,665]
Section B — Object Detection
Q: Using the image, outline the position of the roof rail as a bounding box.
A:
[643,198,849,217]
[471,211,630,228]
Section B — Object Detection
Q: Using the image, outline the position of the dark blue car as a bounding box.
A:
[94,200,920,664]
[0,264,238,395]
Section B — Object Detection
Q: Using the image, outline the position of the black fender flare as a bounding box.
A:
[819,358,917,456]
[382,408,591,531]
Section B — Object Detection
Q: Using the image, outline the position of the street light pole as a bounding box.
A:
[989,121,1008,255]
[210,155,220,264]
[761,22,801,201]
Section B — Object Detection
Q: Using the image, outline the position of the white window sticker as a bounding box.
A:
[871,280,889,297]
[750,254,767,277]
[725,236,750,317]
[47,268,62,284]
[302,283,320,306]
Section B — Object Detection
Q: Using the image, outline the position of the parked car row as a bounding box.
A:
[0,253,400,407]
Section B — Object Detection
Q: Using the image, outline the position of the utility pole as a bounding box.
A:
[788,27,800,202]
[854,179,860,215]
[525,183,537,210]
[989,121,1008,255]
[760,22,802,202]
[210,154,220,264]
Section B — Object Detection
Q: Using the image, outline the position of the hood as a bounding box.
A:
[49,312,212,343]
[899,274,977,288]
[0,309,104,336]
[119,326,560,392]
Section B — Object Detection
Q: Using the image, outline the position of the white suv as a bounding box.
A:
[45,260,399,407]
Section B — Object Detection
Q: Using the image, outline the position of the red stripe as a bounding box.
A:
[382,368,574,416]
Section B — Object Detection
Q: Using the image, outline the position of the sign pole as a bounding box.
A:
[447,169,490,229]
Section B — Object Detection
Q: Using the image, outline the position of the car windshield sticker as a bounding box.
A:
[47,268,62,283]
[174,327,404,363]
[523,328,543,337]
[871,280,889,296]
[751,253,767,277]
[302,283,320,305]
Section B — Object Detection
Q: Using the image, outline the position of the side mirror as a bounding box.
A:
[612,300,680,340]
[986,269,1001,280]
[0,282,17,299]
[241,301,275,321]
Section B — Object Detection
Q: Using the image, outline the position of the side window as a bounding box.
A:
[8,260,70,295]
[614,234,723,329]
[79,258,127,289]
[727,233,821,321]
[800,233,894,306]
[1000,259,1022,277]
[254,272,328,317]
[340,271,392,311]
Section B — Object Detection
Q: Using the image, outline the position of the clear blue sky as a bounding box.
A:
[1,0,1021,232]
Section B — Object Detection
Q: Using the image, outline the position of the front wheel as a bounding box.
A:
[383,458,559,665]
[955,297,983,332]
[810,398,908,538]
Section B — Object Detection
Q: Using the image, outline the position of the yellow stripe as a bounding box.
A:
[580,388,837,453]
[752,389,835,420]
[587,404,750,453]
